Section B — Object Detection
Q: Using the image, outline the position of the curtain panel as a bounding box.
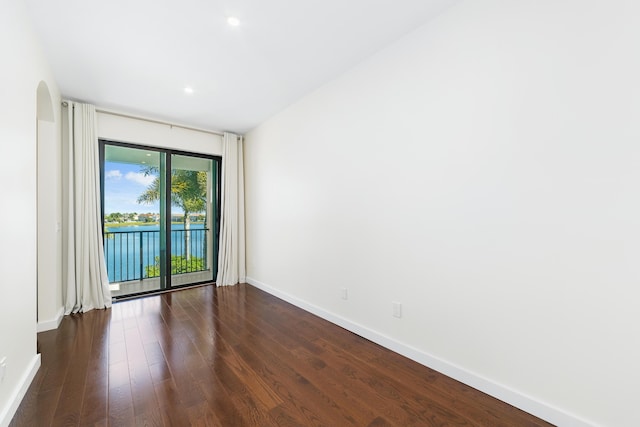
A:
[216,132,246,286]
[62,101,111,313]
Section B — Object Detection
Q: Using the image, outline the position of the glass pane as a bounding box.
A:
[169,154,215,286]
[103,145,163,297]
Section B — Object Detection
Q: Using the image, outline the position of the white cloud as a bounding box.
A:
[105,169,122,180]
[125,171,155,187]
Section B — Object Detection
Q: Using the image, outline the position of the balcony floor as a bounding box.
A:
[109,270,213,298]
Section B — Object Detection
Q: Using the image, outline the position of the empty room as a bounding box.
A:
[1,0,638,426]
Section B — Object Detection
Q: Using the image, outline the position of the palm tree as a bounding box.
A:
[137,166,207,259]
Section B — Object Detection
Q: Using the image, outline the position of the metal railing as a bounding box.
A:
[103,228,209,283]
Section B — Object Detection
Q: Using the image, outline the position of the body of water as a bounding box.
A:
[104,223,208,282]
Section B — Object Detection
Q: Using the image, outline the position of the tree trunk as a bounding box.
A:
[184,212,191,260]
[203,215,207,268]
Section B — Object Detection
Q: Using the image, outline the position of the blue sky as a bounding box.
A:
[104,161,160,214]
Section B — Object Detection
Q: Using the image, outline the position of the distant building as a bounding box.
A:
[138,213,159,222]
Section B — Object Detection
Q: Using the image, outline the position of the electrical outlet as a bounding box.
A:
[340,288,348,300]
[0,357,7,383]
[392,302,402,318]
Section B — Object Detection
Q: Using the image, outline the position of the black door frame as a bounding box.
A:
[99,139,222,299]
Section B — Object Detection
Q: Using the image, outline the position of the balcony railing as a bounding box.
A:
[104,228,209,283]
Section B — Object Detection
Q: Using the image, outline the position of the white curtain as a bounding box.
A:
[216,132,246,286]
[62,101,111,313]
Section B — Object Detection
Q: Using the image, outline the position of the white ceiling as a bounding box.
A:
[25,0,456,134]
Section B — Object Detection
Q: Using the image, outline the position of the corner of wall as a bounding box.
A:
[36,306,64,333]
[0,355,40,427]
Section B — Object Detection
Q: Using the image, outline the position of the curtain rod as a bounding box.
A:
[97,109,225,137]
[62,101,225,137]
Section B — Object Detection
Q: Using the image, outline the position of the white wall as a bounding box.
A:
[37,94,63,331]
[244,1,640,426]
[97,112,223,156]
[0,0,60,425]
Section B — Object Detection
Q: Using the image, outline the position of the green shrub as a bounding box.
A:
[145,255,205,277]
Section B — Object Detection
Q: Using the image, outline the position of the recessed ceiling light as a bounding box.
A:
[227,17,240,27]
[184,86,194,94]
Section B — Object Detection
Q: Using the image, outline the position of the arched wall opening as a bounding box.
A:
[36,81,62,329]
[37,81,54,123]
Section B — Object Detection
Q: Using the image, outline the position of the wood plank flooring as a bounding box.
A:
[11,283,554,426]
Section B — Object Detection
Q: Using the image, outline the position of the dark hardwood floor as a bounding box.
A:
[11,284,553,426]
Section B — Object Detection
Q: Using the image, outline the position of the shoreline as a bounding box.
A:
[105,221,206,228]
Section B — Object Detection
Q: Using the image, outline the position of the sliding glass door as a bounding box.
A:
[100,141,220,299]
[168,154,217,287]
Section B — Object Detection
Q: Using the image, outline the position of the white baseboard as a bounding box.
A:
[37,306,64,332]
[246,277,596,427]
[0,354,41,427]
